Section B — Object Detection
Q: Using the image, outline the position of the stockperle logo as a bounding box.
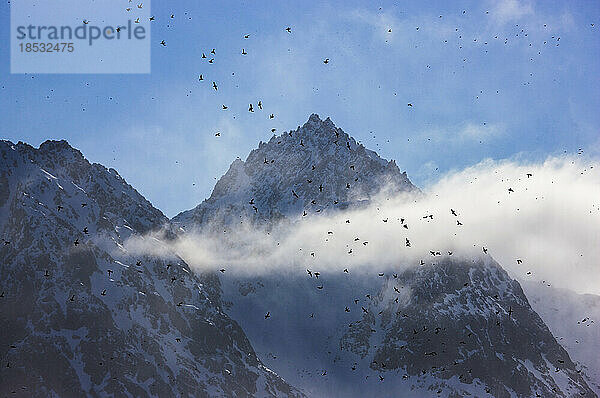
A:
[11,0,151,74]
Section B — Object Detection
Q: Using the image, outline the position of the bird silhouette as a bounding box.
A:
[265,312,270,319]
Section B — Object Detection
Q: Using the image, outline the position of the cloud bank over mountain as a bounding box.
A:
[126,154,600,294]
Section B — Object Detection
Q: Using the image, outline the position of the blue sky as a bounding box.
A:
[1,0,599,217]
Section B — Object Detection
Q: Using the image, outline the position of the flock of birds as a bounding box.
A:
[2,3,598,395]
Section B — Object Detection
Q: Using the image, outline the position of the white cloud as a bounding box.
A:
[125,154,600,295]
[490,0,534,25]
[459,122,505,140]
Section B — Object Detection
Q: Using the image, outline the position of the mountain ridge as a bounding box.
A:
[2,113,598,397]
[0,139,303,397]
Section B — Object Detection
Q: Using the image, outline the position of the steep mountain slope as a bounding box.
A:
[522,281,600,395]
[0,140,303,397]
[175,115,597,397]
[173,114,417,229]
[217,257,595,398]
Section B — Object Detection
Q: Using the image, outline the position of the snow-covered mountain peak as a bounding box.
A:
[173,114,417,229]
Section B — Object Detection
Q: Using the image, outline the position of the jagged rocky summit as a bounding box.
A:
[173,114,417,229]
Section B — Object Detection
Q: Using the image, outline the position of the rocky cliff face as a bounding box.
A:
[0,140,303,397]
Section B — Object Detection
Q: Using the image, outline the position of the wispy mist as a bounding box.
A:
[125,155,600,294]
